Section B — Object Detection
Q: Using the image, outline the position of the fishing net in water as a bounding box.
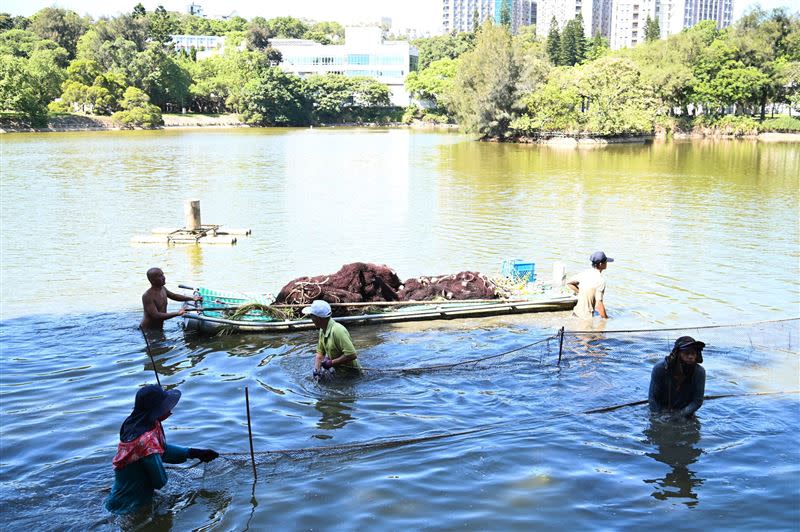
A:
[170,318,798,483]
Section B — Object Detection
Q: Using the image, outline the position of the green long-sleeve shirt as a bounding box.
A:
[104,443,188,515]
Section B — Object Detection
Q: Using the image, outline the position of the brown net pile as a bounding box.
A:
[273,263,500,315]
[274,263,402,309]
[397,271,498,301]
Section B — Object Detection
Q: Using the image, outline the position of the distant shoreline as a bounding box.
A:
[2,114,798,142]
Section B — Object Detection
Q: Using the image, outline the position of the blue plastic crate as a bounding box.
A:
[501,259,536,281]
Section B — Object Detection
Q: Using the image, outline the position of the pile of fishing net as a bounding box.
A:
[273,263,499,315]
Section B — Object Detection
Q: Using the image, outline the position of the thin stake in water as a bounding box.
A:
[557,326,565,365]
[245,386,257,481]
[140,328,161,386]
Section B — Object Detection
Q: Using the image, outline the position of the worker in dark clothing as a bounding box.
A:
[649,336,706,418]
[104,385,219,515]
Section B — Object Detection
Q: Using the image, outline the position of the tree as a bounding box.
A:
[303,74,355,122]
[473,8,481,33]
[514,67,584,133]
[351,77,391,107]
[236,67,308,125]
[499,0,511,27]
[0,47,66,124]
[132,4,146,18]
[266,16,308,39]
[148,6,176,45]
[306,21,344,44]
[584,34,610,62]
[112,86,163,127]
[449,21,519,137]
[578,56,656,134]
[246,17,274,50]
[130,43,191,111]
[29,7,88,60]
[405,57,459,105]
[546,17,560,65]
[412,32,475,70]
[645,16,661,42]
[558,19,577,66]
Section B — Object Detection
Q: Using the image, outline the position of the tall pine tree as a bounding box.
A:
[559,19,577,66]
[644,16,661,42]
[499,0,511,27]
[573,14,587,64]
[546,17,561,65]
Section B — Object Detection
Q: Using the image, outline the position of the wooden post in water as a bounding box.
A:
[184,199,201,231]
[245,386,257,481]
[140,328,162,386]
[557,326,565,365]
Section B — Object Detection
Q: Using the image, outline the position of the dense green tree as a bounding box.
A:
[449,22,519,137]
[132,4,146,18]
[112,86,163,127]
[29,7,88,60]
[304,74,355,122]
[473,8,481,33]
[246,17,275,50]
[266,16,308,39]
[546,17,560,65]
[351,77,391,107]
[0,47,66,124]
[644,16,661,42]
[130,43,191,111]
[578,56,656,134]
[405,57,459,106]
[235,67,308,125]
[0,29,63,59]
[513,67,584,133]
[412,32,475,70]
[306,21,344,44]
[584,33,609,62]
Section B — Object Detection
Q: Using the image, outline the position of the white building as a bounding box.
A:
[171,34,225,55]
[441,0,533,35]
[610,0,733,49]
[271,27,419,106]
[535,0,611,38]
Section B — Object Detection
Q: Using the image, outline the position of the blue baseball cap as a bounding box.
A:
[590,251,614,264]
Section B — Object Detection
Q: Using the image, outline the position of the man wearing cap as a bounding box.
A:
[566,251,614,320]
[104,385,219,515]
[648,336,707,418]
[302,300,362,378]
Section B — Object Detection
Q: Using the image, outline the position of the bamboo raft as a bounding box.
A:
[181,285,578,335]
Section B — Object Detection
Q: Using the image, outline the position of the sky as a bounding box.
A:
[1,0,796,34]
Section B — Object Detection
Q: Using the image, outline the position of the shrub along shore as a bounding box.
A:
[2,112,799,143]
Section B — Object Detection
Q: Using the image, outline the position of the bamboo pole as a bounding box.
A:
[245,386,257,481]
[557,326,565,365]
[140,328,161,387]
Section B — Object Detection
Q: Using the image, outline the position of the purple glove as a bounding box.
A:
[322,357,333,370]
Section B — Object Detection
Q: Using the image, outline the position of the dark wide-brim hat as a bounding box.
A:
[120,384,181,442]
[135,384,181,421]
[671,336,705,363]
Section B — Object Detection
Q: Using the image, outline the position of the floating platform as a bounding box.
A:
[132,225,250,245]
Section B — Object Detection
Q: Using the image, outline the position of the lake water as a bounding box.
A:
[1,129,798,530]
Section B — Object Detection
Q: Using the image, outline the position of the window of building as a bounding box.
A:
[348,54,370,65]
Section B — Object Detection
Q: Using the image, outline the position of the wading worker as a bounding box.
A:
[141,267,201,330]
[303,300,362,378]
[104,384,219,515]
[649,336,706,418]
[566,251,613,319]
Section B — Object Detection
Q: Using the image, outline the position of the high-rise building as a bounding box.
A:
[441,0,533,34]
[610,0,733,49]
[535,0,611,38]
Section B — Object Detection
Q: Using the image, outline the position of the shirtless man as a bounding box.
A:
[140,268,200,330]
